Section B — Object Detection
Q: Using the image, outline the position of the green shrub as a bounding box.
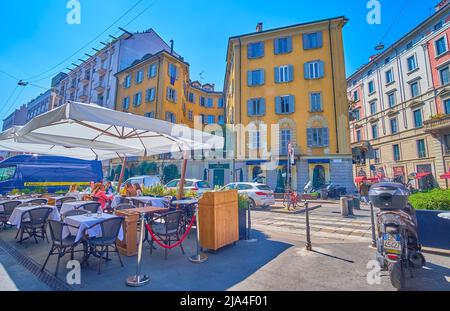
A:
[409,189,450,211]
[238,193,249,209]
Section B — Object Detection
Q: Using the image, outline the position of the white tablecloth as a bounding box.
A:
[0,198,43,212]
[111,196,167,208]
[64,213,124,243]
[8,205,60,228]
[65,192,85,201]
[60,201,98,215]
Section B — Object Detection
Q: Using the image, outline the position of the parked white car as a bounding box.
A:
[123,175,161,189]
[165,179,211,196]
[223,182,275,209]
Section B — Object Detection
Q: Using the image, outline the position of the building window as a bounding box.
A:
[123,75,131,88]
[439,66,450,85]
[200,96,206,107]
[385,69,394,84]
[275,65,293,83]
[387,92,396,107]
[370,101,377,115]
[407,55,417,72]
[166,87,177,102]
[165,112,176,123]
[247,69,265,86]
[135,70,144,84]
[247,42,264,59]
[356,130,362,142]
[304,61,324,79]
[406,41,413,50]
[434,21,443,31]
[218,97,224,108]
[310,92,322,112]
[307,128,329,148]
[276,95,295,114]
[280,129,292,155]
[385,57,391,64]
[368,80,375,94]
[303,32,323,50]
[145,88,155,102]
[148,64,157,78]
[354,108,360,121]
[206,115,215,124]
[133,92,142,107]
[393,144,401,161]
[444,134,450,154]
[250,130,261,150]
[372,124,378,139]
[390,118,398,134]
[353,90,359,102]
[417,139,427,158]
[218,115,225,125]
[445,99,450,114]
[206,98,213,108]
[374,148,381,164]
[274,37,292,54]
[247,98,266,116]
[435,36,448,56]
[188,92,195,103]
[122,97,130,110]
[410,81,420,98]
[145,112,155,118]
[413,109,423,128]
[188,110,193,121]
[168,63,178,81]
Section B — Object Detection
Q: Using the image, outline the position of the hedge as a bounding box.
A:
[409,189,450,211]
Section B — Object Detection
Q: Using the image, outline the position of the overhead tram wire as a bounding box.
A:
[2,85,26,119]
[375,0,411,51]
[0,85,19,118]
[26,0,145,83]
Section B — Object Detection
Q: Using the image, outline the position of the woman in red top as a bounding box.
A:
[94,184,113,211]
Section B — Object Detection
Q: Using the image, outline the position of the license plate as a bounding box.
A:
[383,233,401,253]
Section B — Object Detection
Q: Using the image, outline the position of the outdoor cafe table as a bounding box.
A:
[63,213,124,243]
[60,200,98,215]
[115,206,168,256]
[45,196,65,206]
[8,205,60,229]
[111,196,167,209]
[0,198,48,212]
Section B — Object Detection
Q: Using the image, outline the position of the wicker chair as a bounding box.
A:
[85,217,124,274]
[79,202,101,213]
[131,199,146,208]
[0,201,21,229]
[55,197,77,211]
[41,220,84,276]
[62,209,88,218]
[16,207,53,244]
[115,203,137,211]
[148,211,185,259]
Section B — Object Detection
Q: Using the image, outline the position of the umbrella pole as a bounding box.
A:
[178,156,188,200]
[117,157,127,193]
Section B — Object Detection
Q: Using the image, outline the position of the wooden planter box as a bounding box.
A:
[198,190,239,251]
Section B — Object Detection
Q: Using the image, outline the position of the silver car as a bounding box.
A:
[223,182,275,209]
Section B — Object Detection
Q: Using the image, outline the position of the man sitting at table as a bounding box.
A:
[93,183,114,211]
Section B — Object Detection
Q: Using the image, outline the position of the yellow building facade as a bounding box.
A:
[224,17,354,192]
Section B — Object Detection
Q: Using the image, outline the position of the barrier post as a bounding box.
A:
[369,202,377,248]
[189,207,208,263]
[305,201,312,251]
[244,199,257,243]
[126,212,150,287]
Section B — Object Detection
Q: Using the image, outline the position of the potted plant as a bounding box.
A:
[238,193,248,240]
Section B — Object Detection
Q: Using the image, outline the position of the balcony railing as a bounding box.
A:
[424,114,450,134]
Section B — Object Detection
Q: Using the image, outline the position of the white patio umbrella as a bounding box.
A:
[0,126,142,161]
[17,101,224,194]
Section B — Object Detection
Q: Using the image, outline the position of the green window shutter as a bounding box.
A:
[260,98,266,116]
[307,128,313,147]
[260,69,265,85]
[304,63,310,79]
[288,65,294,82]
[317,32,323,48]
[247,100,254,116]
[286,36,293,53]
[247,71,253,86]
[318,61,325,78]
[274,67,280,83]
[289,95,295,113]
[274,39,280,55]
[302,34,310,50]
[275,96,281,114]
[323,128,329,147]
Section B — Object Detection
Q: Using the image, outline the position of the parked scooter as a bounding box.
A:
[369,182,426,290]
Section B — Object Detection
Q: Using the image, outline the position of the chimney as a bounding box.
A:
[256,22,263,33]
[170,40,174,54]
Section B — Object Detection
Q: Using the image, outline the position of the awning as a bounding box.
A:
[415,172,432,180]
[440,172,450,180]
[355,176,367,183]
[366,177,380,183]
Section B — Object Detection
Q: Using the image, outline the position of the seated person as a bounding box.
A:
[67,183,78,195]
[93,184,113,211]
[134,183,143,197]
[125,182,137,197]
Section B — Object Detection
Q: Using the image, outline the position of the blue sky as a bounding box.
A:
[0,0,437,122]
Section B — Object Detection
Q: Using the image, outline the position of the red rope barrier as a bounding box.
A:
[145,215,196,249]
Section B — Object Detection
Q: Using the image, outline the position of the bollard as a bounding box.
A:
[369,202,377,248]
[353,197,361,210]
[305,201,312,251]
[340,197,349,217]
[244,199,257,243]
[189,207,208,263]
[126,213,150,287]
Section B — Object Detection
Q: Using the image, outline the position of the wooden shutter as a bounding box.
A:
[302,34,310,50]
[318,61,325,78]
[317,32,323,48]
[247,99,254,116]
[247,71,253,86]
[286,36,293,53]
[307,128,313,147]
[289,95,295,113]
[274,67,280,83]
[274,38,280,55]
[275,96,281,114]
[247,44,253,59]
[260,98,266,116]
[304,62,310,79]
[288,65,294,82]
[260,70,265,85]
[323,128,329,147]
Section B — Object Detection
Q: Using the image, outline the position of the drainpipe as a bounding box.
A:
[155,55,163,118]
[424,42,438,114]
[394,48,408,129]
[376,63,387,135]
[329,21,339,154]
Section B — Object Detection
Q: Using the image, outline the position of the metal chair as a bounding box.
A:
[41,220,84,276]
[119,197,131,204]
[62,209,88,218]
[79,202,101,213]
[85,217,124,274]
[115,203,137,211]
[131,199,146,208]
[148,210,185,259]
[0,201,22,229]
[17,207,53,244]
[55,197,77,211]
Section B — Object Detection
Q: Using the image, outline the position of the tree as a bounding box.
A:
[163,164,179,183]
